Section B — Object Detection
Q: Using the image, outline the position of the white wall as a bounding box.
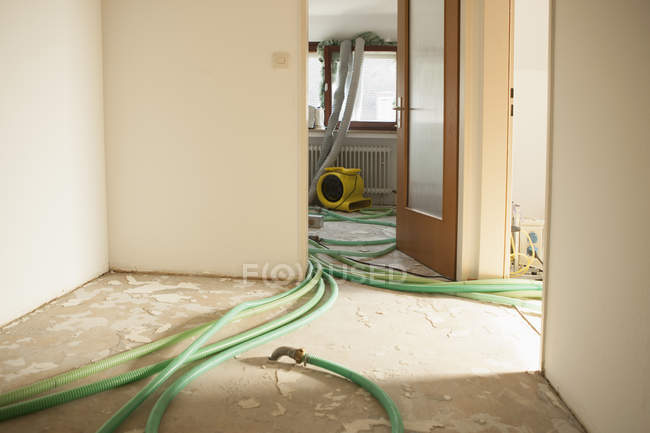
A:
[0,0,108,326]
[309,14,396,42]
[543,1,650,432]
[511,0,548,220]
[309,0,396,41]
[103,0,308,278]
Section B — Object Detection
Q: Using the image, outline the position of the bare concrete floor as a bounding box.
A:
[1,219,581,433]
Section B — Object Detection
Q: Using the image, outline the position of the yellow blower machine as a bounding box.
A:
[316,167,372,212]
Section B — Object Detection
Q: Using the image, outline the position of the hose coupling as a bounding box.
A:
[269,346,307,364]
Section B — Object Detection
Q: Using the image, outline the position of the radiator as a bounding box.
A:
[309,137,396,205]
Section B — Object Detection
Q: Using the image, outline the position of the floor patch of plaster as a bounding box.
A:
[62,298,84,307]
[342,417,390,433]
[274,368,303,398]
[424,312,446,328]
[153,294,190,303]
[125,281,200,294]
[145,309,163,316]
[356,308,371,327]
[124,330,152,343]
[1,362,58,382]
[92,349,111,362]
[237,397,261,409]
[404,420,445,431]
[3,358,26,367]
[61,287,112,307]
[155,323,172,334]
[271,402,286,416]
[445,413,527,433]
[0,343,19,350]
[316,393,346,411]
[551,418,583,433]
[47,312,109,332]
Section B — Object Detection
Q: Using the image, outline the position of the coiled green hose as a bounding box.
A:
[1,206,542,432]
[0,262,321,407]
[307,233,542,313]
[94,261,330,433]
[0,278,327,421]
[314,207,397,227]
[142,273,340,433]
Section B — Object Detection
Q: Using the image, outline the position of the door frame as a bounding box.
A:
[456,0,515,280]
[396,0,460,280]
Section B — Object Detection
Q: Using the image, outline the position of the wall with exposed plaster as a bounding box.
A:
[543,1,650,432]
[102,0,308,277]
[0,0,108,326]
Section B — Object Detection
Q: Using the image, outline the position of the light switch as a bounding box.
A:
[272,52,289,69]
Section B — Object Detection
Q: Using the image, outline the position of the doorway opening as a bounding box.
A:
[307,0,441,277]
[306,0,549,336]
[508,0,549,285]
[307,0,457,281]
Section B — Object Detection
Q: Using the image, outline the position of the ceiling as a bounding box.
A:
[309,0,396,17]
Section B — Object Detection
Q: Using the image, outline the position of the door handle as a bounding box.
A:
[393,97,404,128]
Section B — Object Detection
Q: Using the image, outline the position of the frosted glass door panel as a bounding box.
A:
[408,0,445,219]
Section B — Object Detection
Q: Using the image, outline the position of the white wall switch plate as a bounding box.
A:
[272,52,289,69]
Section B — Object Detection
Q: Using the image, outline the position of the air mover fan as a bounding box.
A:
[316,167,372,212]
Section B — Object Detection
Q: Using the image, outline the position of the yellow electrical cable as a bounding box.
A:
[511,229,537,276]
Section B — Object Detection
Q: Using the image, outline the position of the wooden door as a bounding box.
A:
[396,0,460,279]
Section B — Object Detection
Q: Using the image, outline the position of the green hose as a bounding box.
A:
[306,355,403,433]
[318,237,396,246]
[0,278,327,421]
[309,243,397,258]
[306,215,543,313]
[1,205,543,431]
[267,346,403,433]
[310,206,395,221]
[453,292,542,312]
[142,273,340,433]
[94,261,329,433]
[0,262,321,407]
[316,208,397,227]
[308,235,542,313]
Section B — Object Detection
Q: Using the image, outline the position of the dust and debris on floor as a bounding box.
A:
[0,217,583,432]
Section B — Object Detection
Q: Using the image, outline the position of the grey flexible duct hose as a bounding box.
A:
[309,37,365,204]
[316,40,352,169]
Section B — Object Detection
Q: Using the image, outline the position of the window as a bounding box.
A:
[307,52,322,108]
[344,51,397,123]
[308,43,397,131]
